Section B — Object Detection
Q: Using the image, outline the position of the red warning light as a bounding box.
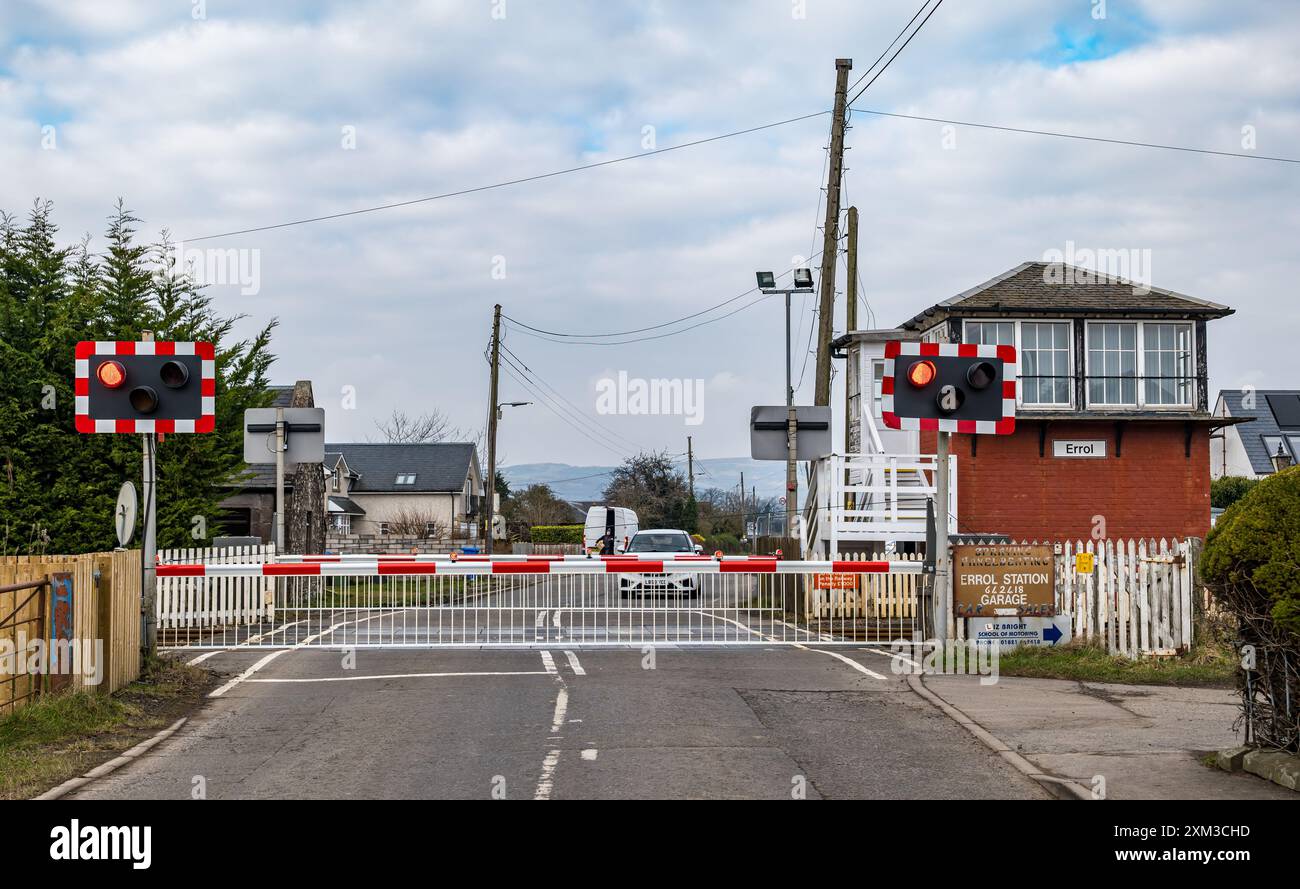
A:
[906,360,937,388]
[96,360,126,389]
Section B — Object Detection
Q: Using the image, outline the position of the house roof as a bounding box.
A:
[325,442,478,493]
[269,385,296,408]
[328,495,367,515]
[1217,389,1300,474]
[900,261,1233,331]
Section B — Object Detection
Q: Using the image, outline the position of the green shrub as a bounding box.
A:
[1210,476,1259,510]
[1203,466,1300,637]
[529,525,583,545]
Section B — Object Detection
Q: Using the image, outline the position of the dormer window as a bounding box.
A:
[395,473,416,485]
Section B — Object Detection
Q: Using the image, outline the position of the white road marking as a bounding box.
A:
[535,649,571,801]
[562,650,586,676]
[246,670,552,684]
[552,608,563,641]
[863,647,920,668]
[581,748,598,761]
[698,611,887,680]
[207,610,400,698]
[540,650,558,674]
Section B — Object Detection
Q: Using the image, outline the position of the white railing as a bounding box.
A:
[806,453,957,556]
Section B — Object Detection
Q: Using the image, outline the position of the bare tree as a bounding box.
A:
[385,507,448,539]
[372,409,457,444]
[286,381,327,554]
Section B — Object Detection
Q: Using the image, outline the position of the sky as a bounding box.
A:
[3,0,1298,475]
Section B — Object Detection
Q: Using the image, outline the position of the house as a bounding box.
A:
[816,260,1238,554]
[1211,389,1300,479]
[325,442,484,540]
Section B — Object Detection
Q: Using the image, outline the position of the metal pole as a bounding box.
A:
[140,330,157,659]
[934,430,951,640]
[275,406,285,552]
[786,291,798,541]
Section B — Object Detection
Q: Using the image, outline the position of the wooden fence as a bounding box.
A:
[0,551,142,715]
[817,539,1200,657]
[156,544,276,628]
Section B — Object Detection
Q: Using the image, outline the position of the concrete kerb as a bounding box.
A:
[31,717,188,800]
[906,674,1094,801]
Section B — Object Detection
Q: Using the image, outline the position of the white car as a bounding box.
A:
[618,529,703,599]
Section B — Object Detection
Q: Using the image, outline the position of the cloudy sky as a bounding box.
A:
[3,0,1297,471]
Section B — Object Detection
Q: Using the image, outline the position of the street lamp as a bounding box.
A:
[1271,442,1293,474]
[497,401,532,420]
[756,268,816,538]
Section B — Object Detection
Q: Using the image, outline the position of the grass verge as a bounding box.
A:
[0,656,217,800]
[995,640,1236,687]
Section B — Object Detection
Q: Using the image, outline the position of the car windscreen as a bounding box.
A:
[627,533,692,553]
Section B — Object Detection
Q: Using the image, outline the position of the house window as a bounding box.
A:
[378,522,390,535]
[1087,322,1137,406]
[872,359,885,412]
[964,321,1014,346]
[331,473,340,493]
[331,514,351,534]
[425,522,440,538]
[1143,322,1194,406]
[1020,322,1072,406]
[395,474,416,485]
[1262,436,1288,462]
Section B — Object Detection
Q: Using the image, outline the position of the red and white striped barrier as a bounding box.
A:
[266,553,770,564]
[156,559,923,578]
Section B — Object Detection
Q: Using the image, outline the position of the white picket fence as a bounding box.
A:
[156,544,276,628]
[811,551,922,619]
[954,538,1198,657]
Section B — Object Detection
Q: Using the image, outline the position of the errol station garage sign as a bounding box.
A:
[953,544,1056,617]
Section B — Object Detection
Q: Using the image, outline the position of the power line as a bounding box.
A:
[846,0,940,96]
[851,107,1300,164]
[847,0,946,107]
[499,342,650,452]
[184,110,831,242]
[498,362,631,460]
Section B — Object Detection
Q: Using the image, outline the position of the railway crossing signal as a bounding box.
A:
[881,341,1017,434]
[75,341,215,433]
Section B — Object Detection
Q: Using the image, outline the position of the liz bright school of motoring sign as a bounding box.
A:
[953,544,1056,617]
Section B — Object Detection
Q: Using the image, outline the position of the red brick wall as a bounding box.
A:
[920,422,1210,541]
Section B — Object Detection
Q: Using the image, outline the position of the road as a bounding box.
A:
[70,644,1048,800]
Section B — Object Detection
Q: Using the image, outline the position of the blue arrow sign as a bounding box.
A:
[1042,624,1063,645]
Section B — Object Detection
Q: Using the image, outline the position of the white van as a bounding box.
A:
[583,506,639,554]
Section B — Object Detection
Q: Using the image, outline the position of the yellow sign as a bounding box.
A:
[1075,552,1095,574]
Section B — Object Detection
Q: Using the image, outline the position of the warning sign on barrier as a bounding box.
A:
[814,574,858,590]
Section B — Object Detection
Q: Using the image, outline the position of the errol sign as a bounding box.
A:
[953,544,1056,617]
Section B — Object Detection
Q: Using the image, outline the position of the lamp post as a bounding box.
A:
[757,268,815,539]
[1271,442,1294,474]
[484,401,531,551]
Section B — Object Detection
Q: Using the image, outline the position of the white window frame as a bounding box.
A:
[962,319,1075,411]
[332,514,351,535]
[378,521,390,536]
[1084,320,1196,411]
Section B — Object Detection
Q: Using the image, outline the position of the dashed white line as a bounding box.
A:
[562,650,586,676]
[535,649,571,800]
[540,650,558,674]
[581,748,598,761]
[246,670,552,684]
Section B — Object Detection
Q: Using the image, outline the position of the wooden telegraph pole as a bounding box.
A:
[814,58,853,408]
[484,304,502,554]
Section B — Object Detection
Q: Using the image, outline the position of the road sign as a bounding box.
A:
[880,341,1017,434]
[75,341,215,433]
[1075,552,1096,574]
[115,481,138,547]
[749,405,832,460]
[953,543,1056,617]
[243,408,325,464]
[967,616,1073,651]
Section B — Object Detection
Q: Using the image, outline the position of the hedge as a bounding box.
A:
[529,525,584,545]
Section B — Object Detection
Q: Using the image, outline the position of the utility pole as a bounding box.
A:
[484,304,502,554]
[686,435,695,500]
[739,470,745,532]
[814,58,853,408]
[786,291,797,539]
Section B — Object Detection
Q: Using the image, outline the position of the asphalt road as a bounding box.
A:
[70,645,1048,800]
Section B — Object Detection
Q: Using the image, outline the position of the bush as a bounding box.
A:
[703,532,743,554]
[529,525,583,545]
[1210,476,1259,510]
[1203,466,1300,637]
